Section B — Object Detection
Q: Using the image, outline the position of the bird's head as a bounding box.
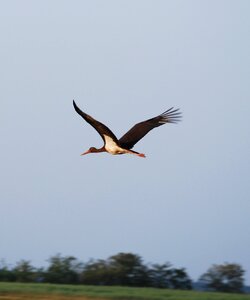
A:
[81,147,99,155]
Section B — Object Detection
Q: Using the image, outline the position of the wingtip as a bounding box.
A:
[160,107,182,124]
[73,100,78,111]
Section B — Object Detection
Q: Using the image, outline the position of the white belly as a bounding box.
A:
[103,135,126,155]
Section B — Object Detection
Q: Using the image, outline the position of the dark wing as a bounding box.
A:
[73,100,119,144]
[118,108,182,149]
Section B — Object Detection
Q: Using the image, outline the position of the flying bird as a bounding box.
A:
[73,100,181,158]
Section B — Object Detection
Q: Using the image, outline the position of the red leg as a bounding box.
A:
[126,149,146,158]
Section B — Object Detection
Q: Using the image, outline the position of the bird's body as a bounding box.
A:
[73,101,181,158]
[102,135,126,155]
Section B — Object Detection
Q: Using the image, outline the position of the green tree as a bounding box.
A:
[45,254,82,284]
[13,260,35,282]
[81,259,114,285]
[149,264,192,289]
[108,252,150,286]
[0,260,15,282]
[200,263,245,293]
[169,268,192,290]
[149,263,173,288]
[81,253,150,287]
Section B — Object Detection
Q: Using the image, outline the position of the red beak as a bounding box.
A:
[81,150,91,156]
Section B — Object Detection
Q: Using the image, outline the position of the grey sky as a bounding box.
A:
[1,1,250,284]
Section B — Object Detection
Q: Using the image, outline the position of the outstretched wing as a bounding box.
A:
[73,100,119,144]
[118,108,182,149]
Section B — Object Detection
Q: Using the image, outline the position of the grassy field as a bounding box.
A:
[0,282,250,300]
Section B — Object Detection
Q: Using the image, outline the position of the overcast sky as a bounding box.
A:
[1,0,250,284]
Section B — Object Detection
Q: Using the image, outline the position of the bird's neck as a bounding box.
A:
[95,146,106,153]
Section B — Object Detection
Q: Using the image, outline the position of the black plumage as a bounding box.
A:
[118,107,181,149]
[73,100,181,157]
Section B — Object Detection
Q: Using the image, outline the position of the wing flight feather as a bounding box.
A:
[73,101,118,144]
[118,108,182,149]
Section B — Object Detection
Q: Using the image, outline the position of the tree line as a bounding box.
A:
[0,252,245,293]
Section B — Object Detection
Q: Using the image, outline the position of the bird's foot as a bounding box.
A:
[138,153,146,158]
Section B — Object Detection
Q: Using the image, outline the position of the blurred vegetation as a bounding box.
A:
[0,253,246,294]
[199,263,245,293]
[0,282,250,300]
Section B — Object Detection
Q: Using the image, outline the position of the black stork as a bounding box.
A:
[73,100,181,158]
